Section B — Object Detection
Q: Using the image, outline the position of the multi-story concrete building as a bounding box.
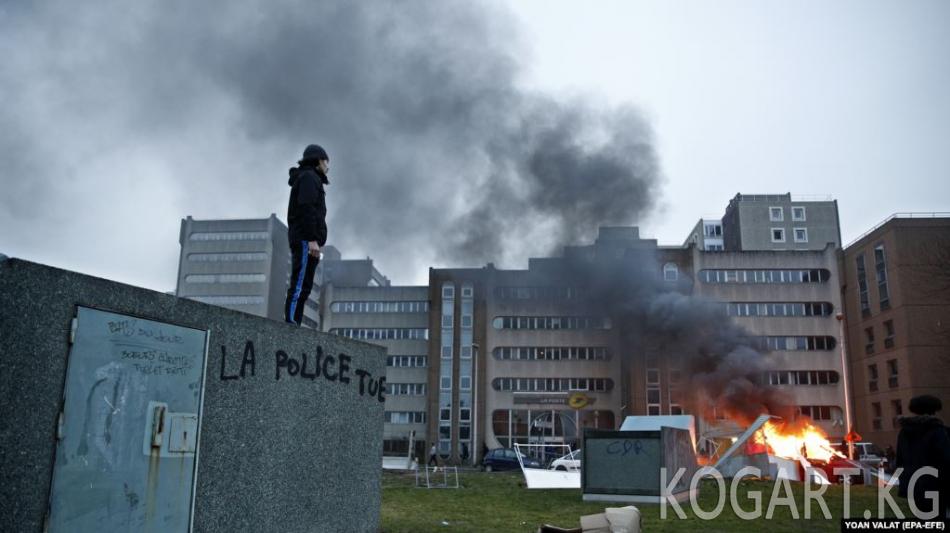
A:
[305,246,390,330]
[690,244,848,441]
[318,246,390,288]
[684,218,724,251]
[428,227,693,466]
[320,279,428,459]
[176,215,291,321]
[721,193,842,252]
[840,214,950,449]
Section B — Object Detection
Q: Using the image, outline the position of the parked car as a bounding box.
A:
[549,449,582,471]
[482,448,541,472]
[830,442,887,465]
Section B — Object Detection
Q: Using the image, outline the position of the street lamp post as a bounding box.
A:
[471,342,479,467]
[836,312,855,460]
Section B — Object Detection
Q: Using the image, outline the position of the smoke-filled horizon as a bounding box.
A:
[0,0,661,290]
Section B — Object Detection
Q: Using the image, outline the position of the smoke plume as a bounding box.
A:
[0,0,661,288]
[564,254,792,426]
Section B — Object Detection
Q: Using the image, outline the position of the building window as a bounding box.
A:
[883,320,895,349]
[750,335,836,352]
[874,245,890,310]
[868,364,878,392]
[792,206,806,221]
[189,231,269,241]
[887,359,898,388]
[461,284,474,298]
[330,301,429,313]
[864,327,875,355]
[184,274,217,283]
[798,406,840,422]
[891,399,903,429]
[704,224,722,237]
[793,228,808,243]
[217,273,266,283]
[491,377,613,392]
[386,355,428,367]
[384,411,426,424]
[700,269,830,284]
[769,207,784,221]
[330,328,429,340]
[442,284,455,299]
[764,370,839,385]
[872,402,882,430]
[387,383,427,396]
[492,346,610,361]
[188,252,268,262]
[491,316,611,330]
[856,254,870,316]
[663,263,679,281]
[771,228,786,243]
[725,301,833,317]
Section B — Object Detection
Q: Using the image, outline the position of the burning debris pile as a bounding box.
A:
[713,415,861,485]
[754,419,839,463]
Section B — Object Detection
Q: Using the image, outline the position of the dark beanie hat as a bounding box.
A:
[299,144,329,164]
[909,395,942,416]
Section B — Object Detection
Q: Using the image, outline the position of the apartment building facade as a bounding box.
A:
[320,283,429,459]
[427,227,694,465]
[841,215,950,449]
[690,244,848,441]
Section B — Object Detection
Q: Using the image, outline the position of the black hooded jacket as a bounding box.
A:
[287,164,328,246]
[895,415,950,512]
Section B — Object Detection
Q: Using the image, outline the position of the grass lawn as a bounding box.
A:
[381,470,912,532]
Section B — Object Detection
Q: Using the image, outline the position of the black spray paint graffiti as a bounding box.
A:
[219,341,385,403]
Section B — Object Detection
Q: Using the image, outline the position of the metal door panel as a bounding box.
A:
[48,307,209,532]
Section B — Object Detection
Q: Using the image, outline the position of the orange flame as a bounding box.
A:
[751,420,840,462]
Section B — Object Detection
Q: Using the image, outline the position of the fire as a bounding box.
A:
[751,420,840,462]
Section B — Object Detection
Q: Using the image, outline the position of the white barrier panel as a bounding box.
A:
[521,467,581,489]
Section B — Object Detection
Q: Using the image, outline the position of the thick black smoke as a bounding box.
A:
[0,0,661,287]
[562,254,792,426]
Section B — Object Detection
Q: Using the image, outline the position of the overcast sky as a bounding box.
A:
[2,0,948,291]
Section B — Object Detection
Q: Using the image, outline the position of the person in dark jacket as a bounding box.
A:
[284,144,330,325]
[896,394,950,519]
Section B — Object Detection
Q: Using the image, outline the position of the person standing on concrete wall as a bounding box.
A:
[284,144,330,325]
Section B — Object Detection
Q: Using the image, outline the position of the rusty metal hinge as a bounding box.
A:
[151,405,166,448]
